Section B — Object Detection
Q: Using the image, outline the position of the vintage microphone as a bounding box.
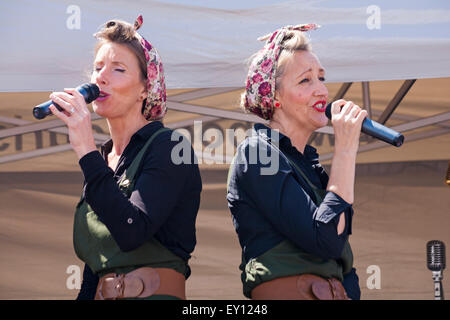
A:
[426,240,446,300]
[33,83,100,120]
[325,103,404,147]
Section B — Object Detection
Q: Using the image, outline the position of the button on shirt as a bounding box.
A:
[76,121,202,299]
[227,123,360,299]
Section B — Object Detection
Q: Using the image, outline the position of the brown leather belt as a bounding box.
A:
[95,267,186,300]
[251,274,349,300]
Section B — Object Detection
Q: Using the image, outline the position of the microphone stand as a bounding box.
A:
[431,271,444,300]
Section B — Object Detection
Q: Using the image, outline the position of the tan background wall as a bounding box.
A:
[1,78,449,299]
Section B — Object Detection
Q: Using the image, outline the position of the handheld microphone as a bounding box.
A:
[427,240,446,300]
[325,103,404,147]
[33,83,100,120]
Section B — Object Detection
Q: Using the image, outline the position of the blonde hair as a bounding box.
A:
[93,19,147,85]
[274,30,312,92]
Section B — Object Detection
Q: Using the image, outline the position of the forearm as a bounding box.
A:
[327,151,356,204]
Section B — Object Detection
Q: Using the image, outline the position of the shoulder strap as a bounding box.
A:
[118,127,170,192]
[267,138,325,205]
[284,156,325,202]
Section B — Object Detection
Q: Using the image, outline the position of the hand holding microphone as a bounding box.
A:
[33,83,99,120]
[325,100,404,147]
[33,83,100,159]
[328,100,368,154]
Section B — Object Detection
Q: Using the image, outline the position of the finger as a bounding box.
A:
[49,104,70,122]
[346,104,362,120]
[50,93,76,114]
[64,88,84,103]
[52,91,77,103]
[340,101,354,116]
[51,91,77,106]
[331,99,347,115]
[354,109,368,124]
[64,88,89,113]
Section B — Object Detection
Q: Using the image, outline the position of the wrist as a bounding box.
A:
[76,144,98,160]
[333,149,357,161]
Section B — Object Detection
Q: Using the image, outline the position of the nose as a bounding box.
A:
[314,79,328,100]
[92,67,109,86]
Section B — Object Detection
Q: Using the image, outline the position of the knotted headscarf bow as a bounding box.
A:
[243,24,320,120]
[133,15,167,121]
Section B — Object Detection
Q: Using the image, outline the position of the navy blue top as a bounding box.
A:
[76,121,202,299]
[227,123,360,299]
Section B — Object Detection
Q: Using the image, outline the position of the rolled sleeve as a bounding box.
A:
[315,191,354,236]
[313,191,354,258]
[313,191,351,224]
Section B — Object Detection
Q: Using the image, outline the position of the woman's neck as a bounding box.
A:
[269,115,313,154]
[106,113,148,157]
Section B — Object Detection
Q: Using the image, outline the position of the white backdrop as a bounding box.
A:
[1,0,450,91]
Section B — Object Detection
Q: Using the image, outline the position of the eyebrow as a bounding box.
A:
[297,68,325,78]
[93,61,127,67]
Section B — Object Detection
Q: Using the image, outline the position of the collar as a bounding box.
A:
[253,123,318,160]
[101,120,164,156]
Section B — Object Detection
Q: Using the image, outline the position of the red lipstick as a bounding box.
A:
[312,100,327,112]
[96,90,110,101]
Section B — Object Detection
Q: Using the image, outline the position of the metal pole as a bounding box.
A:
[362,81,372,119]
[377,79,416,125]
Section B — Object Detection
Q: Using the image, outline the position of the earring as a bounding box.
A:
[274,101,281,108]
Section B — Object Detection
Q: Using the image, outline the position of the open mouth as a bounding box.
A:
[312,100,327,112]
[97,91,110,101]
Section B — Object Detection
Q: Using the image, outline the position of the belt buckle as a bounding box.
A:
[98,273,126,300]
[327,279,337,299]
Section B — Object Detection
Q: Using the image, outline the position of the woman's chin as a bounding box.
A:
[92,103,108,117]
[310,112,329,129]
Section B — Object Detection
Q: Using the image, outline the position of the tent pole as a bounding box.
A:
[377,79,416,125]
[332,82,352,101]
[362,81,372,119]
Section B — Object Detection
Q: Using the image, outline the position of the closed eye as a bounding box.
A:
[299,77,326,84]
[299,78,309,84]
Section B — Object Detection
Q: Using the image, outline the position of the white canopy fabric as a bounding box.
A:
[1,0,450,92]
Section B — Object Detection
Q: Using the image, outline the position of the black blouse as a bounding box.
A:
[76,121,202,299]
[227,123,360,299]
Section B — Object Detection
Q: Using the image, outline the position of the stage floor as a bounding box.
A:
[0,161,448,300]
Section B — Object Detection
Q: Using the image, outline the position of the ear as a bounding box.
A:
[274,89,282,106]
[274,100,281,108]
[139,86,148,101]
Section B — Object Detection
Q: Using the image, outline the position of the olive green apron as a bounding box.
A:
[229,141,353,298]
[73,127,187,292]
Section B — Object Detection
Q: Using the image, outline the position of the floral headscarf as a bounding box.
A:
[133,15,167,121]
[243,24,320,120]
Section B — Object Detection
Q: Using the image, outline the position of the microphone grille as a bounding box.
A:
[87,83,100,101]
[77,83,100,103]
[427,240,446,271]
